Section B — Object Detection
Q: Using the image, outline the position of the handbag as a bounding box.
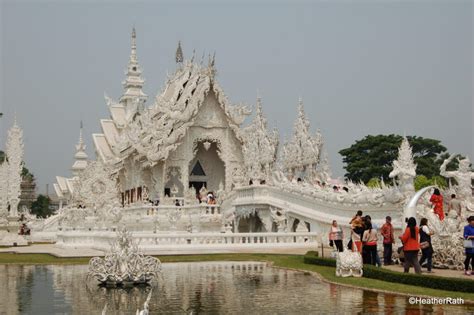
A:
[420,241,430,249]
[464,239,474,248]
[397,246,404,259]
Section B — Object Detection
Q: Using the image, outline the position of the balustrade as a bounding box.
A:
[57,231,319,249]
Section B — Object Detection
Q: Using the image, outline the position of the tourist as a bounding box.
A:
[463,216,474,275]
[381,216,394,265]
[332,185,339,192]
[207,192,216,205]
[449,194,462,217]
[430,188,444,221]
[349,210,363,225]
[350,217,364,253]
[399,217,422,274]
[362,222,378,265]
[418,218,434,273]
[363,215,381,266]
[328,220,344,252]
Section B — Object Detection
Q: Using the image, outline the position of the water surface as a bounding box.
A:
[0,262,472,314]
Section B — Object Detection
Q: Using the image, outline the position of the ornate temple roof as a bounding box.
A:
[94,31,250,167]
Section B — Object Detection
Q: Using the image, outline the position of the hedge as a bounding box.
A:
[363,264,474,293]
[303,252,474,294]
[303,251,337,267]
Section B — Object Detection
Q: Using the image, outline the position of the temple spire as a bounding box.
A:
[71,121,88,177]
[130,27,137,63]
[120,27,147,118]
[176,41,183,64]
[256,90,263,115]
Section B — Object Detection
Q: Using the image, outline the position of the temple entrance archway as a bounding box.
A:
[189,141,225,194]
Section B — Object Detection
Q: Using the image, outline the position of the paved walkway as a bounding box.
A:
[383,263,473,280]
[0,244,311,257]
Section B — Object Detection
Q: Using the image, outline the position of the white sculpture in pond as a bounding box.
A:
[335,250,363,277]
[88,228,161,286]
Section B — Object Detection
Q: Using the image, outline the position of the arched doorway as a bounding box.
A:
[189,141,225,194]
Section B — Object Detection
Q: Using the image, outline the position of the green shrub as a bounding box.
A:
[303,255,336,267]
[363,265,474,293]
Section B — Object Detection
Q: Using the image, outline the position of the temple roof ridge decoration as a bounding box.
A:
[281,98,324,177]
[94,36,251,168]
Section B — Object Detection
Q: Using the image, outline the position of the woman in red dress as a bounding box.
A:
[430,188,444,221]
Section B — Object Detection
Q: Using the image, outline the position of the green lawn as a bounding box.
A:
[0,252,473,302]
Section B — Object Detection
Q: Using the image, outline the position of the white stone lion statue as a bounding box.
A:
[335,250,363,277]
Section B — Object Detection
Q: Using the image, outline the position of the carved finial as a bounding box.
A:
[176,41,183,64]
[79,120,84,144]
[207,52,217,79]
[297,97,305,117]
[256,90,263,115]
[130,27,137,63]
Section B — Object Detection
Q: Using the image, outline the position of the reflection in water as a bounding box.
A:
[0,262,472,314]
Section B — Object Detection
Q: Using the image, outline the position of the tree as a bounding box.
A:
[413,175,447,191]
[367,177,381,188]
[339,134,459,184]
[31,195,53,218]
[21,165,34,181]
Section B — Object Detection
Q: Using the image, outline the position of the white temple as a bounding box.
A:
[19,29,468,258]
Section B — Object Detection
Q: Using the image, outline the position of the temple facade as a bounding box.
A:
[91,29,271,205]
[40,28,427,249]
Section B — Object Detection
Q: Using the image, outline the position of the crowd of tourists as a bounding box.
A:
[329,210,474,275]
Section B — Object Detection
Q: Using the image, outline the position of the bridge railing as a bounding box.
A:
[56,231,319,250]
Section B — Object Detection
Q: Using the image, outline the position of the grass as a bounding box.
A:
[0,252,473,302]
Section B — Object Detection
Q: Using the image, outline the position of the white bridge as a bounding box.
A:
[231,185,404,234]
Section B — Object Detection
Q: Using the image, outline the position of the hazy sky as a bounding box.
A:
[0,0,472,194]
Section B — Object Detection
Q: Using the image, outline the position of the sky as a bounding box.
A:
[0,0,472,194]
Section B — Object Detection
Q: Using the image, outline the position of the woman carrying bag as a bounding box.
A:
[419,218,434,273]
[329,220,344,252]
[399,217,422,274]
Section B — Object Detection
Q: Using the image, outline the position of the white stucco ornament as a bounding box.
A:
[335,250,363,277]
[88,228,161,285]
[2,119,24,218]
[440,154,474,211]
[389,136,416,198]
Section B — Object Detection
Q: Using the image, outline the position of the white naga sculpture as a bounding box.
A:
[389,136,416,200]
[440,154,474,212]
[88,228,161,286]
[335,250,363,277]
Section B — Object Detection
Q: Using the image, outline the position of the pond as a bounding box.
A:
[0,262,471,314]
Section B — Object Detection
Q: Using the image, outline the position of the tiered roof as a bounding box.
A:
[94,31,250,168]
